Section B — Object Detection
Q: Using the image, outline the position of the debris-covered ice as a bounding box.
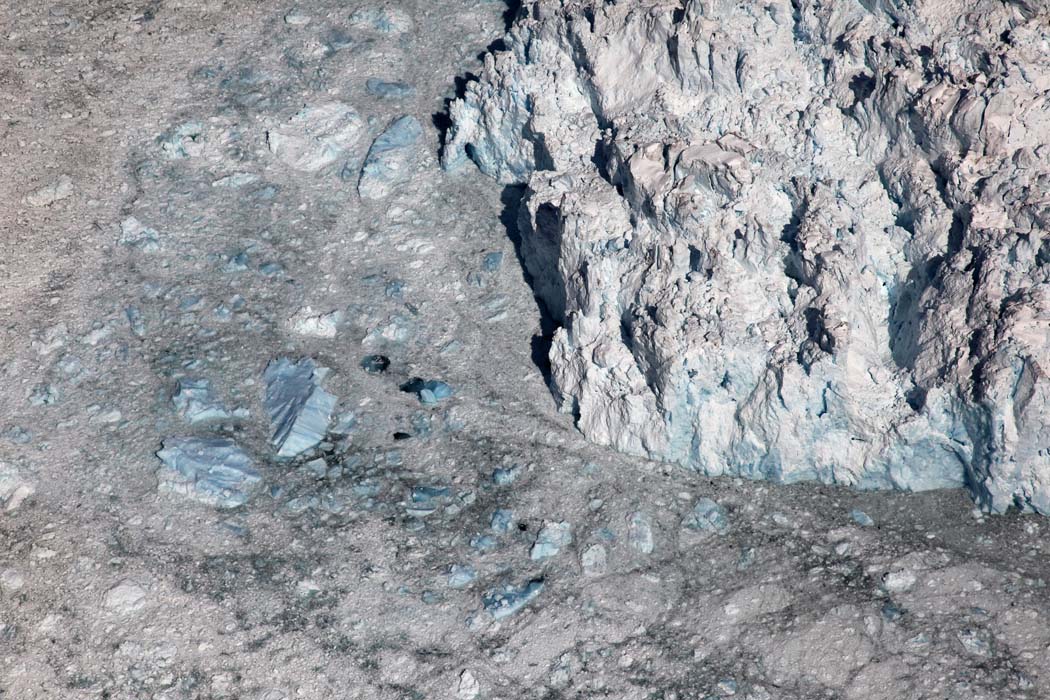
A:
[358,115,423,199]
[156,437,261,508]
[172,379,247,424]
[683,498,730,535]
[482,578,544,620]
[263,358,337,459]
[266,103,363,172]
[530,521,572,560]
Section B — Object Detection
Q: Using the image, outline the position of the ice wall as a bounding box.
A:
[443,0,1050,513]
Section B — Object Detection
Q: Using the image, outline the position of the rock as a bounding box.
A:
[366,79,416,99]
[360,354,390,374]
[491,464,521,485]
[283,10,310,25]
[286,306,343,338]
[470,535,497,552]
[0,463,33,512]
[482,578,544,620]
[530,521,572,560]
[882,570,917,594]
[626,511,655,554]
[580,544,607,577]
[490,509,514,533]
[456,669,480,700]
[118,216,161,252]
[264,357,337,459]
[447,565,477,590]
[0,569,24,594]
[157,437,261,508]
[158,121,204,159]
[443,0,1050,514]
[349,7,413,35]
[172,379,247,424]
[25,175,72,207]
[481,251,503,272]
[211,172,259,188]
[358,115,423,199]
[400,377,453,405]
[850,509,875,527]
[683,498,729,535]
[267,103,363,172]
[103,581,148,614]
[28,382,57,406]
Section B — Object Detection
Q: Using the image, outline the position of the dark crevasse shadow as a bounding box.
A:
[500,184,558,386]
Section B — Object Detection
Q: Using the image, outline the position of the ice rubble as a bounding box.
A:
[443,0,1050,513]
[264,357,337,459]
[156,437,261,508]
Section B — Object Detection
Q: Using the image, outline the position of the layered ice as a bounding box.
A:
[444,0,1050,513]
[156,437,261,508]
[263,357,337,459]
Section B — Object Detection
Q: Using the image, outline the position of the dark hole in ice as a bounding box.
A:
[393,432,412,441]
[906,386,927,412]
[849,73,876,104]
[361,355,391,374]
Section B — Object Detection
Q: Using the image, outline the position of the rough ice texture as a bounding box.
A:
[266,103,363,172]
[358,115,423,199]
[444,0,1050,514]
[156,437,261,509]
[263,357,337,459]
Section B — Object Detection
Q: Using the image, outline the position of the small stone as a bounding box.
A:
[882,569,917,593]
[581,544,607,576]
[25,175,73,207]
[490,509,514,533]
[492,464,521,485]
[349,7,414,34]
[447,565,477,590]
[119,216,161,252]
[103,581,148,614]
[283,10,310,25]
[287,306,343,338]
[683,497,729,535]
[366,78,416,99]
[531,521,572,560]
[456,669,480,700]
[0,463,34,511]
[482,251,504,272]
[850,509,875,527]
[627,511,655,554]
[0,569,25,594]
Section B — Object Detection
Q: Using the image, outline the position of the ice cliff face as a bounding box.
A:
[443,0,1050,513]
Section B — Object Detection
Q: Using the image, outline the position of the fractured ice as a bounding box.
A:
[444,0,1050,514]
[264,357,337,459]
